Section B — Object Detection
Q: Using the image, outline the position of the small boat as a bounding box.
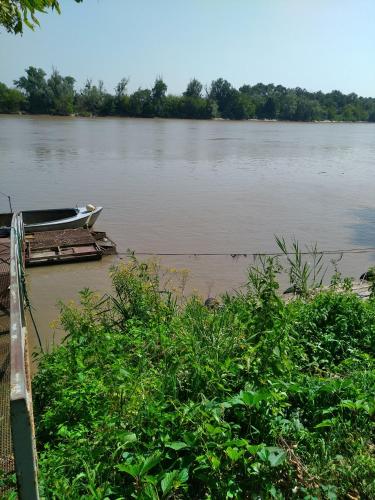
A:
[0,205,102,235]
[0,213,12,236]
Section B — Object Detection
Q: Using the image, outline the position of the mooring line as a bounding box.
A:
[115,247,375,258]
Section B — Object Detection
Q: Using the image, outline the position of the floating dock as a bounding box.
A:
[25,228,116,266]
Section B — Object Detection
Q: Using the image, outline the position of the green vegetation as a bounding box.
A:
[32,252,375,499]
[0,0,82,34]
[2,66,375,121]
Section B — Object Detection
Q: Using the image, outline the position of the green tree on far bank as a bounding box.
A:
[184,78,203,98]
[76,79,116,116]
[14,66,76,115]
[115,77,130,115]
[4,65,375,122]
[14,66,50,114]
[128,88,153,117]
[47,69,75,115]
[152,77,167,116]
[0,82,25,113]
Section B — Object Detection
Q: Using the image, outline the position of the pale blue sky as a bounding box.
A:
[1,0,375,96]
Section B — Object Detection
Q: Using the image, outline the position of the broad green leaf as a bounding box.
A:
[247,444,263,454]
[225,447,244,461]
[160,468,188,495]
[142,483,159,499]
[229,394,245,406]
[241,389,270,406]
[315,418,337,429]
[257,447,269,462]
[178,468,189,483]
[140,453,161,476]
[267,447,286,467]
[209,454,221,469]
[230,389,270,407]
[165,441,188,450]
[205,423,224,435]
[161,470,179,494]
[120,433,137,444]
[117,463,140,477]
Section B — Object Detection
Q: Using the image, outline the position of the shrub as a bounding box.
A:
[33,256,375,499]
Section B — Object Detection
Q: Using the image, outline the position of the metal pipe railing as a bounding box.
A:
[10,213,39,500]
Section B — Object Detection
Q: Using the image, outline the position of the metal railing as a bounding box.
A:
[10,213,39,500]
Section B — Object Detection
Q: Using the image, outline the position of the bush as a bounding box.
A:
[33,256,375,499]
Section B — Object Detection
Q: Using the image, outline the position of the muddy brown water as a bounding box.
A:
[1,115,375,353]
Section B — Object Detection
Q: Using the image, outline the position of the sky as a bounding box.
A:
[1,0,375,97]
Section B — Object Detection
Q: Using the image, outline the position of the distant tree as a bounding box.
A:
[342,104,362,122]
[0,0,83,34]
[14,66,51,113]
[209,78,237,118]
[325,105,338,121]
[278,93,298,120]
[368,109,375,122]
[183,78,203,98]
[115,77,130,115]
[151,77,167,116]
[163,95,182,118]
[327,90,346,112]
[77,79,107,115]
[209,78,232,105]
[115,78,129,98]
[292,98,323,122]
[227,91,255,119]
[251,82,273,97]
[209,80,255,120]
[257,96,277,119]
[179,96,216,119]
[129,88,153,117]
[240,94,256,118]
[100,93,116,116]
[152,77,167,101]
[0,82,25,113]
[238,84,252,95]
[47,69,75,115]
[275,84,287,95]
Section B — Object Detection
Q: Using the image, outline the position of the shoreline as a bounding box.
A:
[0,112,373,124]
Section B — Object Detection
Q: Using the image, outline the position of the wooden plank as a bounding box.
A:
[26,244,102,266]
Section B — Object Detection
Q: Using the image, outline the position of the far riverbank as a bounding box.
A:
[1,111,375,125]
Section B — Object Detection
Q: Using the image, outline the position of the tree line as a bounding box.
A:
[1,66,375,122]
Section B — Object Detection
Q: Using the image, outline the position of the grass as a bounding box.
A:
[31,252,375,499]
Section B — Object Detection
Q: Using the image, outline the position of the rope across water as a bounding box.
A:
[115,246,375,258]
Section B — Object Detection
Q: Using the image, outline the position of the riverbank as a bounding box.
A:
[1,111,374,124]
[32,255,375,498]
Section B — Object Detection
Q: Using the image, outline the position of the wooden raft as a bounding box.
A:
[25,229,116,267]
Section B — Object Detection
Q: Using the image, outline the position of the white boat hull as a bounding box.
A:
[24,207,103,233]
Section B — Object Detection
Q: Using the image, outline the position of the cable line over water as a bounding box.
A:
[115,246,375,258]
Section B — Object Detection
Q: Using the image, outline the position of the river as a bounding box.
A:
[1,115,375,351]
